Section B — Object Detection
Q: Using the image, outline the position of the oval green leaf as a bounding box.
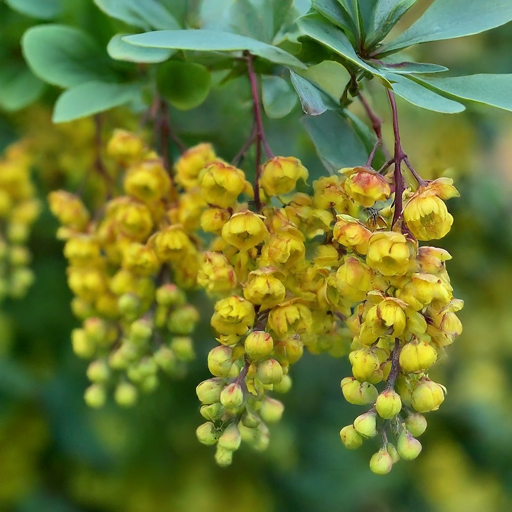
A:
[0,64,45,111]
[108,34,174,63]
[262,75,297,118]
[5,0,61,19]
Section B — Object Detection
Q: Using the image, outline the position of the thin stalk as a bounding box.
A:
[93,114,113,198]
[386,339,401,390]
[359,92,390,160]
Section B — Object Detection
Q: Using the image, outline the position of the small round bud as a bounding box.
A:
[71,328,95,358]
[215,446,233,467]
[170,336,195,361]
[220,383,244,409]
[241,410,261,428]
[244,331,274,361]
[405,413,428,437]
[375,389,402,419]
[196,422,219,446]
[370,448,394,475]
[387,442,400,463]
[353,411,378,438]
[83,317,108,345]
[86,360,110,383]
[118,293,142,320]
[339,425,363,450]
[260,398,284,424]
[349,348,380,382]
[273,374,292,394]
[140,374,159,394]
[167,306,199,335]
[218,423,241,451]
[257,358,283,385]
[341,377,378,405]
[196,378,224,404]
[207,346,233,377]
[399,340,437,373]
[114,382,138,407]
[154,346,178,373]
[411,379,445,413]
[397,429,422,461]
[84,384,106,408]
[129,318,152,344]
[200,403,224,421]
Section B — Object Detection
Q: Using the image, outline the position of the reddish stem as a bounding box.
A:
[93,114,113,198]
[359,92,390,160]
[386,339,401,390]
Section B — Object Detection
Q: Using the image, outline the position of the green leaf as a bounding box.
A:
[227,0,268,42]
[107,34,174,63]
[381,0,512,54]
[22,24,116,88]
[157,61,211,111]
[373,59,448,75]
[53,81,140,123]
[338,0,363,41]
[262,75,297,118]
[290,71,338,116]
[0,64,45,111]
[365,0,417,47]
[123,30,306,68]
[93,0,180,31]
[296,14,390,84]
[299,60,350,100]
[415,74,512,112]
[311,0,358,45]
[302,110,369,172]
[385,73,465,113]
[5,0,61,19]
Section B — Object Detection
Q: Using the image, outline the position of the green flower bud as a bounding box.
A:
[220,382,244,409]
[353,411,378,438]
[84,384,106,408]
[369,448,393,475]
[397,429,422,461]
[140,374,159,393]
[71,298,94,321]
[118,293,142,320]
[9,267,35,298]
[241,410,261,428]
[273,374,292,394]
[411,379,445,413]
[339,425,363,450]
[114,381,138,407]
[170,336,195,361]
[405,413,428,437]
[9,246,31,267]
[154,304,168,329]
[127,357,157,383]
[207,346,233,377]
[196,378,224,404]
[375,389,402,419]
[72,328,95,358]
[86,359,110,383]
[257,358,283,385]
[341,377,378,405]
[129,318,152,344]
[83,317,108,345]
[7,223,29,244]
[167,305,199,335]
[218,423,241,451]
[387,442,400,463]
[215,446,233,467]
[200,403,224,421]
[260,398,284,424]
[196,422,219,446]
[154,346,178,373]
[156,284,186,307]
[244,331,274,361]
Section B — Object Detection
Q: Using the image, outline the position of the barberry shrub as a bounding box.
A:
[7,0,512,474]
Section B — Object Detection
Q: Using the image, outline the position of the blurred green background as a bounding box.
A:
[1,1,512,511]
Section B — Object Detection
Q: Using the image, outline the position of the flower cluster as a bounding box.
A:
[48,130,201,408]
[0,142,41,300]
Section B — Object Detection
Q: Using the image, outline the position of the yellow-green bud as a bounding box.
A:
[129,318,152,344]
[140,374,159,393]
[86,359,110,383]
[339,425,363,449]
[411,379,445,412]
[72,328,95,358]
[260,398,284,424]
[167,306,199,335]
[405,413,427,437]
[156,283,187,307]
[196,378,224,404]
[257,358,283,385]
[71,298,94,320]
[220,382,244,409]
[387,442,400,463]
[200,403,224,421]
[244,331,274,361]
[84,384,106,408]
[154,346,178,373]
[207,346,233,377]
[349,348,380,382]
[83,317,108,345]
[118,293,142,320]
[375,389,402,419]
[196,422,219,446]
[215,446,233,467]
[273,374,292,394]
[9,246,30,267]
[170,336,195,361]
[242,410,261,428]
[369,448,393,475]
[341,377,378,405]
[399,340,437,373]
[114,382,138,407]
[218,423,241,451]
[397,429,422,461]
[353,411,378,438]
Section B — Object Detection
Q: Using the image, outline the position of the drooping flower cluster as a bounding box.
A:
[48,130,202,408]
[0,142,41,300]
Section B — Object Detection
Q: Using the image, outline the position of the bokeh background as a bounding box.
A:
[1,1,512,511]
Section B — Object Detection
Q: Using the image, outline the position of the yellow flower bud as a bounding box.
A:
[221,211,269,251]
[274,374,292,393]
[152,226,196,262]
[215,446,234,466]
[175,143,217,190]
[245,331,274,361]
[332,257,372,303]
[114,382,138,407]
[267,301,312,338]
[122,243,159,276]
[332,214,372,254]
[369,448,393,475]
[261,234,306,270]
[197,252,237,295]
[260,156,308,196]
[341,377,378,405]
[341,167,391,207]
[207,346,233,377]
[375,389,402,419]
[48,190,89,231]
[200,207,231,234]
[84,384,106,408]
[155,283,186,307]
[417,246,452,275]
[353,411,378,438]
[260,397,284,423]
[411,379,445,412]
[196,377,224,404]
[107,129,145,162]
[114,199,153,241]
[124,159,171,203]
[399,340,437,373]
[68,267,107,302]
[211,295,255,336]
[397,429,422,460]
[405,413,427,437]
[274,336,304,365]
[349,348,380,381]
[196,422,219,446]
[86,359,110,383]
[339,425,363,449]
[220,382,244,409]
[72,328,95,358]
[64,236,101,266]
[257,358,283,385]
[200,403,224,422]
[199,161,249,208]
[168,307,199,335]
[218,423,241,451]
[366,231,416,276]
[244,267,286,310]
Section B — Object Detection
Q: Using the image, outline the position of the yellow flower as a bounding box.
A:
[397,273,452,311]
[124,159,171,203]
[260,156,308,197]
[200,208,231,234]
[169,188,207,232]
[199,161,250,208]
[331,257,372,303]
[313,175,350,212]
[260,234,306,270]
[175,143,217,190]
[359,298,407,345]
[107,130,145,162]
[113,199,154,241]
[366,231,415,276]
[197,252,238,295]
[64,236,101,266]
[341,167,391,207]
[267,300,312,338]
[399,339,437,373]
[333,215,372,255]
[349,348,380,381]
[221,211,269,251]
[243,267,286,310]
[152,225,196,262]
[211,295,255,335]
[122,242,159,276]
[48,190,90,231]
[67,267,107,301]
